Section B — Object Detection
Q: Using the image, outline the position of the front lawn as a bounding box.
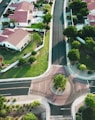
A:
[0,32,41,64]
[0,31,49,78]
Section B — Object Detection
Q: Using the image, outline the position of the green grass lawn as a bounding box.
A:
[0,31,49,78]
[0,34,38,64]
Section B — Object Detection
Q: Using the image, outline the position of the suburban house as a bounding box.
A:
[85,0,95,25]
[0,28,31,51]
[8,1,34,26]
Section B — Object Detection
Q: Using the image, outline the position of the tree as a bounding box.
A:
[32,32,42,46]
[53,74,67,90]
[31,100,40,107]
[43,13,52,24]
[68,49,80,61]
[0,95,6,110]
[82,25,95,38]
[63,26,78,38]
[69,0,88,15]
[72,40,81,48]
[85,37,95,51]
[28,56,36,64]
[0,109,7,117]
[18,58,26,65]
[79,64,87,71]
[23,113,37,120]
[43,4,51,13]
[85,93,95,108]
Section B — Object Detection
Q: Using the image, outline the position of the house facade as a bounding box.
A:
[0,28,31,51]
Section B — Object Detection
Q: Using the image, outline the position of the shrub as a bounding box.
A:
[31,100,40,108]
[18,58,27,65]
[32,51,37,55]
[28,56,36,63]
[79,64,87,71]
[12,98,16,102]
[23,113,37,120]
[0,109,7,117]
[88,70,93,74]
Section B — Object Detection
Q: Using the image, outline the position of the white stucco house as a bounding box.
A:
[0,28,31,51]
[8,1,34,27]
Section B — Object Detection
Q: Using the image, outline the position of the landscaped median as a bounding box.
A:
[0,31,49,78]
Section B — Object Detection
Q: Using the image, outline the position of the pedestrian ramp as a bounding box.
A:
[50,115,72,120]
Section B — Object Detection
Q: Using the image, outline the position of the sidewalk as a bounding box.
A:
[6,95,50,120]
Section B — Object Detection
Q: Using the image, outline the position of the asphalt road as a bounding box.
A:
[52,0,66,65]
[0,0,11,17]
[0,80,31,96]
[49,103,71,116]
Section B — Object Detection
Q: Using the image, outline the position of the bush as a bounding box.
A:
[88,70,93,74]
[23,113,37,120]
[28,56,36,63]
[0,109,7,117]
[12,98,16,102]
[31,100,40,108]
[45,25,50,30]
[18,58,27,65]
[32,51,37,55]
[79,64,87,71]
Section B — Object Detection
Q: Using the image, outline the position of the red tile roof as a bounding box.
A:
[16,1,31,11]
[0,29,29,46]
[87,2,95,10]
[0,35,8,42]
[88,14,95,20]
[85,0,93,3]
[2,28,14,35]
[9,11,28,23]
[6,29,29,46]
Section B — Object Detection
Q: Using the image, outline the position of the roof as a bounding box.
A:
[0,29,29,46]
[87,2,95,10]
[2,28,14,35]
[88,14,95,21]
[6,29,29,46]
[0,35,8,42]
[11,1,31,11]
[16,1,31,11]
[9,11,28,23]
[85,0,93,3]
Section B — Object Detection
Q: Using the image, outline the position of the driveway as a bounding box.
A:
[52,0,66,65]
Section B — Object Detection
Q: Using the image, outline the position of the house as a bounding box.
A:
[8,1,34,26]
[85,0,95,25]
[0,28,31,51]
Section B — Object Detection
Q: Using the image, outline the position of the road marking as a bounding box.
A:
[0,93,11,96]
[0,87,29,90]
[0,81,31,85]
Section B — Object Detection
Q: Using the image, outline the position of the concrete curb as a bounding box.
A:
[71,93,88,120]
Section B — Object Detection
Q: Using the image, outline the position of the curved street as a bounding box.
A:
[52,0,66,65]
